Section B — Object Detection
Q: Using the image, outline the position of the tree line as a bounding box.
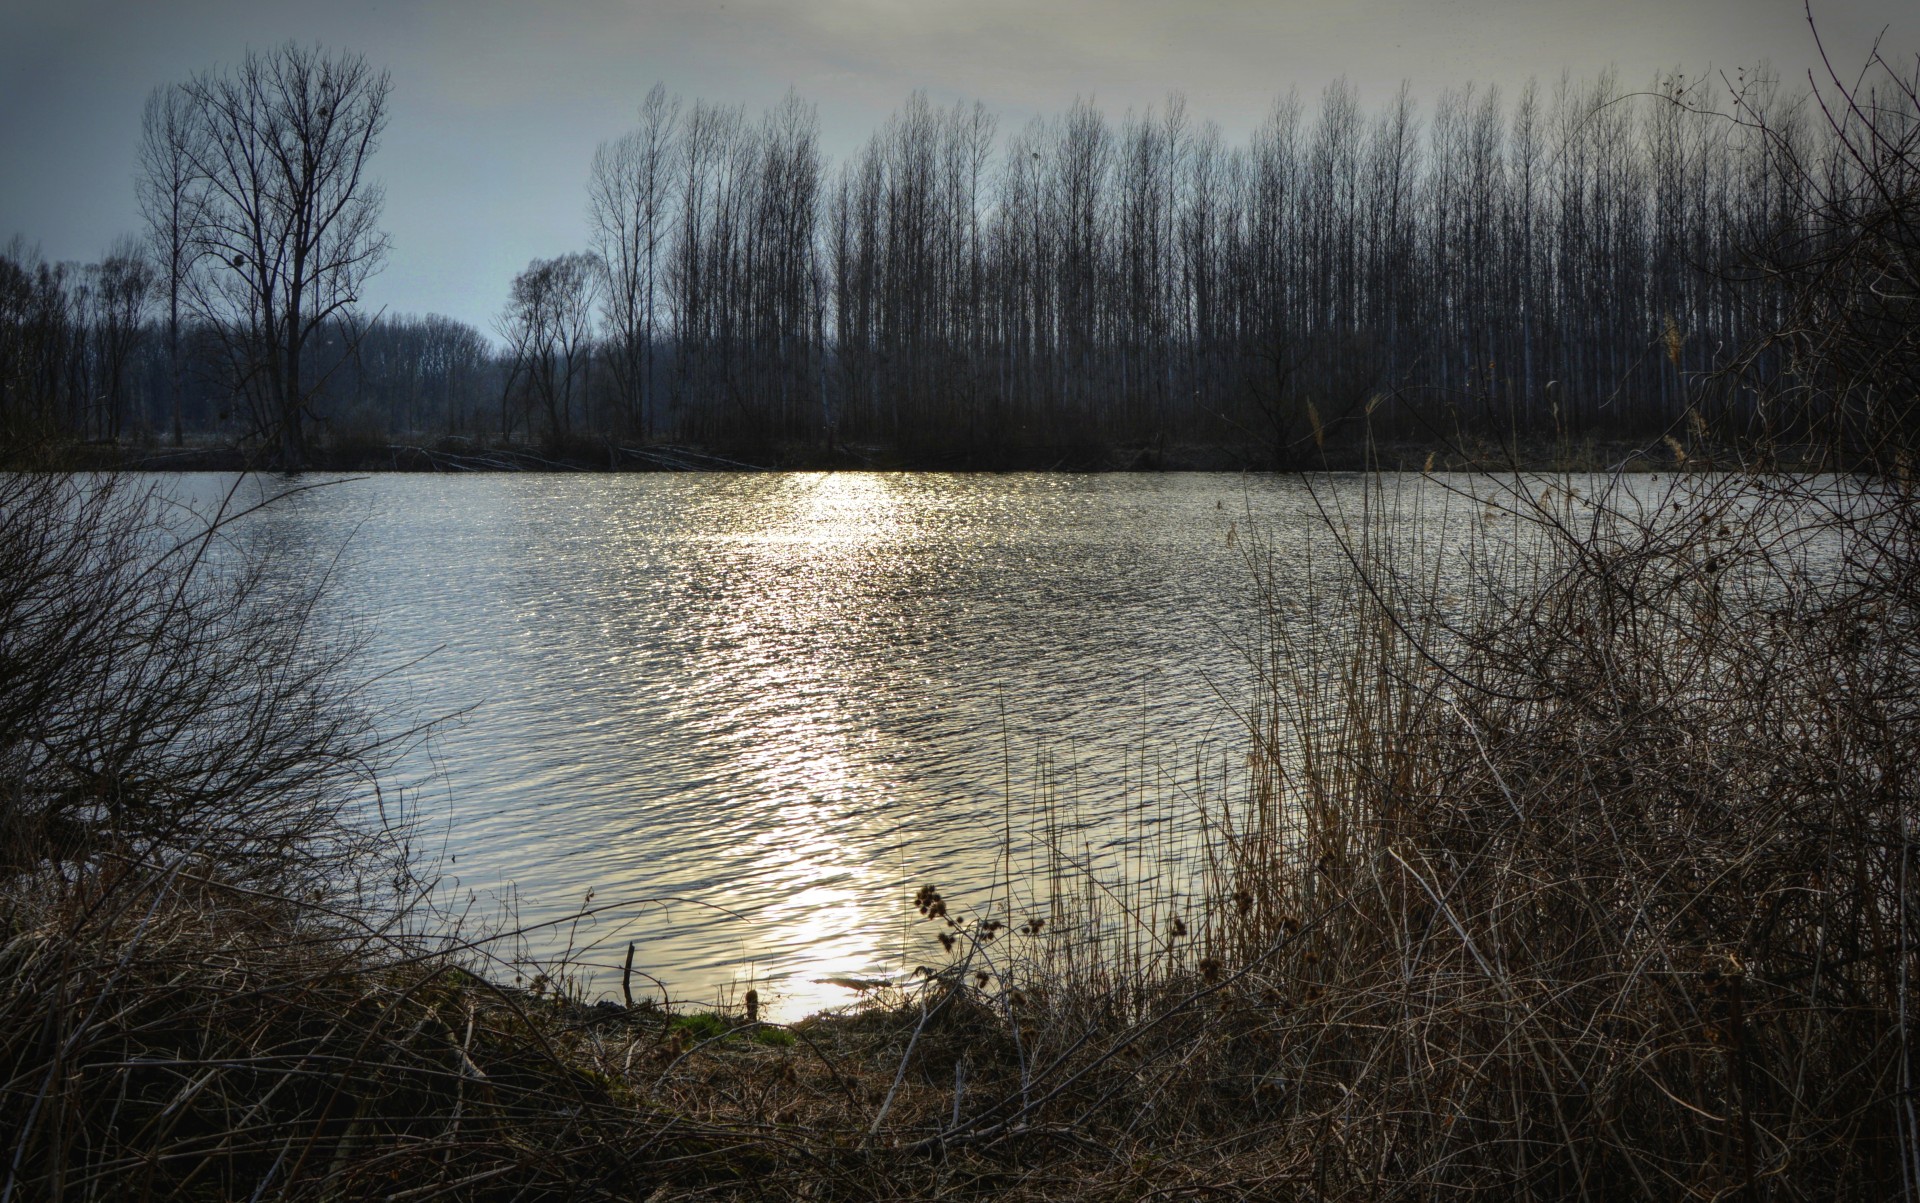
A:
[562,70,1825,460]
[0,249,495,453]
[2,43,1903,465]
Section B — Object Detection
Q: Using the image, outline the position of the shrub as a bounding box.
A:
[0,474,405,894]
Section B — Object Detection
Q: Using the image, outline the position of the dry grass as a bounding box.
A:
[824,464,1916,1202]
[6,457,1919,1201]
[1182,466,1918,1199]
[8,39,1918,1190]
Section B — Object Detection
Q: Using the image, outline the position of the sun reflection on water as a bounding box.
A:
[191,470,1429,1023]
[652,472,921,1016]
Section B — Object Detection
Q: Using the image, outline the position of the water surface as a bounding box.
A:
[177,470,1497,1016]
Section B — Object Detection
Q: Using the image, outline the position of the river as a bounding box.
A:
[165,469,1524,1016]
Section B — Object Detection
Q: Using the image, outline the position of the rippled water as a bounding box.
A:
[164,471,1499,1016]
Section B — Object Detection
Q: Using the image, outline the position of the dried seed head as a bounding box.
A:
[913,884,946,917]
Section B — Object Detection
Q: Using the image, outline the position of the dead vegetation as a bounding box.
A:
[4,445,1913,1203]
[4,38,1918,1201]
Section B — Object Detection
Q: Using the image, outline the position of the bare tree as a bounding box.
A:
[1725,42,1919,462]
[180,44,391,468]
[84,238,152,444]
[743,91,823,441]
[497,253,600,443]
[0,242,77,441]
[138,84,208,449]
[588,84,680,439]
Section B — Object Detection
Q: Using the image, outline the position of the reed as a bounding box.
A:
[857,460,1916,1201]
[7,451,1918,1201]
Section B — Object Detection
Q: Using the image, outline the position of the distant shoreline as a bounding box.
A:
[15,436,1724,475]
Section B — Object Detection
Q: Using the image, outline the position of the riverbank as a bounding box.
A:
[7,431,1763,474]
[3,871,1270,1201]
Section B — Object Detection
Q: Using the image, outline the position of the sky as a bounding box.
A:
[1,0,1912,337]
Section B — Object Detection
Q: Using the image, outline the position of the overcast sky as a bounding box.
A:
[1,0,1911,336]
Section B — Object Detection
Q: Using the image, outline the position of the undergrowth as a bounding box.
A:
[4,456,1914,1202]
[4,39,1917,1196]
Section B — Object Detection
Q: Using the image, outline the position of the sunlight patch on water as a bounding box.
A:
[154,470,1551,1019]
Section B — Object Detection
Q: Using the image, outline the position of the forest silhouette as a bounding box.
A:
[0,52,1878,468]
